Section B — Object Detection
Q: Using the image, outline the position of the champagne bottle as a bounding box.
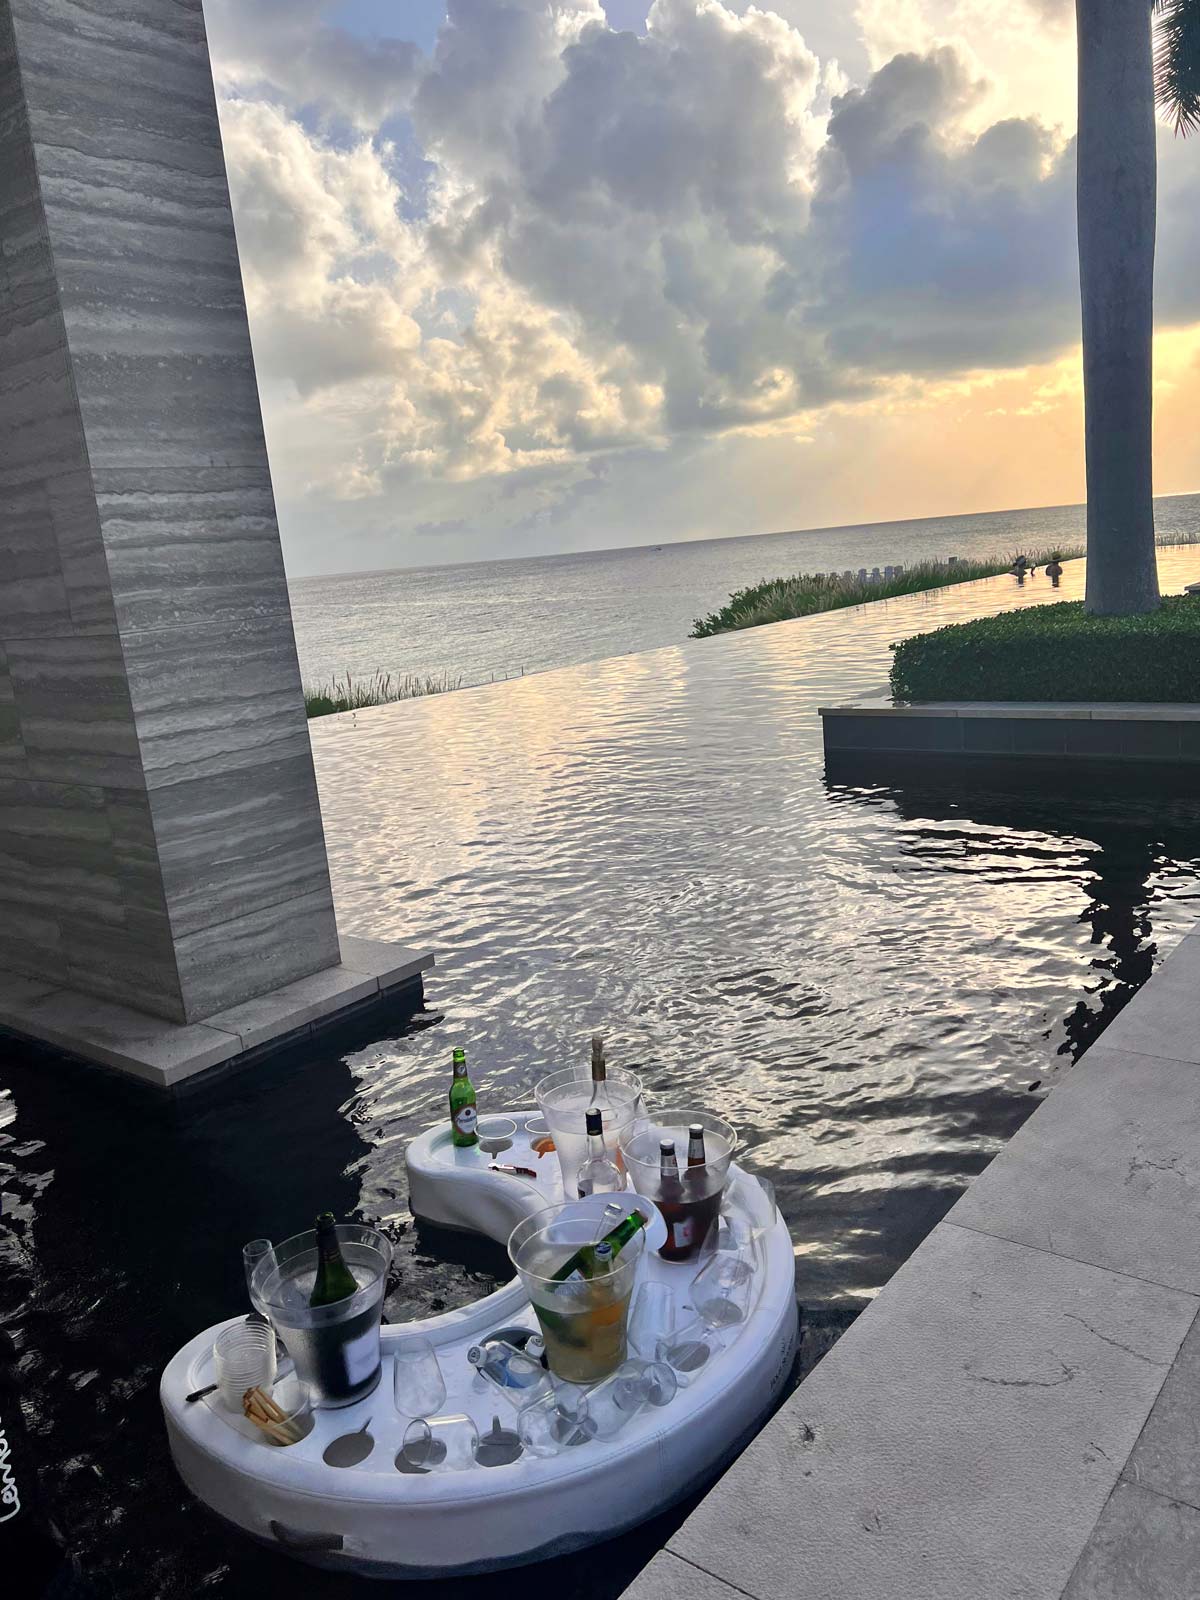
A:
[575,1108,624,1197]
[550,1207,648,1283]
[586,1034,610,1110]
[308,1213,359,1307]
[448,1047,479,1148]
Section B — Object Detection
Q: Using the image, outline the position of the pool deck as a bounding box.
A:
[622,921,1200,1599]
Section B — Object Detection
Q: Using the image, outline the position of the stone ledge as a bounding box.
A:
[1061,1481,1200,1599]
[819,698,1200,721]
[651,1224,1196,1600]
[0,939,433,1089]
[820,697,1200,763]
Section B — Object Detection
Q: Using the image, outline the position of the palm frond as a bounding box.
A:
[1155,0,1200,136]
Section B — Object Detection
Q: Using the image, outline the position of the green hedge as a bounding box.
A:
[689,551,1078,637]
[889,596,1200,703]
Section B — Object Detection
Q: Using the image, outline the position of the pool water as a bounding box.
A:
[3,551,1199,1598]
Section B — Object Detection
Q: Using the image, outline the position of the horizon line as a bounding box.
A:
[286,487,1200,585]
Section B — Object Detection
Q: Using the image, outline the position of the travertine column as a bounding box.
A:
[0,0,342,1025]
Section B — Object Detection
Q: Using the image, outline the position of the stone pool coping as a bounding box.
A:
[820,695,1200,761]
[0,934,433,1089]
[622,921,1200,1600]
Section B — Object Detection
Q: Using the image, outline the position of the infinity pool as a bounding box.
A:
[3,550,1199,1598]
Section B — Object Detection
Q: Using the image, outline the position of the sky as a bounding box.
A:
[203,0,1200,577]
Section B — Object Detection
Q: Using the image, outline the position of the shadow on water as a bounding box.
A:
[790,754,1200,1321]
[0,1001,483,1600]
[824,754,1200,1063]
[1,1032,368,1594]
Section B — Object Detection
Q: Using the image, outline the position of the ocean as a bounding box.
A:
[288,494,1200,690]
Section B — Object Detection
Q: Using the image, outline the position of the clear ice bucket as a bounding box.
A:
[508,1204,645,1384]
[534,1065,644,1198]
[252,1223,392,1408]
[619,1108,737,1262]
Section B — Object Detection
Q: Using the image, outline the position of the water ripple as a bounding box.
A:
[2,551,1199,1598]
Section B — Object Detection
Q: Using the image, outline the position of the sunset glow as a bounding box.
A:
[204,1,1200,573]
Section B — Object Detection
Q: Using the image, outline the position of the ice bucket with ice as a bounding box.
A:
[534,1065,644,1197]
[507,1204,645,1384]
[253,1223,391,1407]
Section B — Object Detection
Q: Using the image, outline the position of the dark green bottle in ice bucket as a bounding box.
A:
[309,1213,360,1307]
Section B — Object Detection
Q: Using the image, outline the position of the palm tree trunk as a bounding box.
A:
[1076,0,1161,613]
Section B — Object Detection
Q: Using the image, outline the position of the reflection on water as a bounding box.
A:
[2,550,1199,1598]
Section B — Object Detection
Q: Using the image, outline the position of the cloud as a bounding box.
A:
[801,51,1079,374]
[410,9,1082,434]
[420,0,834,431]
[205,0,420,128]
[208,0,1200,571]
[854,0,1078,127]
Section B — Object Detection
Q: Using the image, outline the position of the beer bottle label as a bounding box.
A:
[453,1106,478,1136]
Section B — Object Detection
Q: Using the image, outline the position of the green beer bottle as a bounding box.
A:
[551,1207,648,1283]
[309,1213,359,1307]
[449,1047,478,1147]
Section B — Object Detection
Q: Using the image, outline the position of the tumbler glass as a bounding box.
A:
[253,1380,314,1446]
[573,1369,644,1439]
[476,1116,517,1154]
[722,1171,778,1272]
[690,1245,756,1329]
[392,1335,447,1422]
[628,1281,714,1376]
[613,1357,678,1410]
[399,1414,479,1472]
[243,1239,276,1318]
[516,1389,594,1457]
[213,1321,277,1412]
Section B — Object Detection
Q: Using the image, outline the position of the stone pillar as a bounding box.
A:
[0,0,428,1081]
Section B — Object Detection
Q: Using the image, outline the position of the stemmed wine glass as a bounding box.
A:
[690,1246,756,1329]
[243,1238,276,1320]
[628,1281,715,1379]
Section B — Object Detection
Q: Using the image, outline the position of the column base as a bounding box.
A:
[0,935,433,1089]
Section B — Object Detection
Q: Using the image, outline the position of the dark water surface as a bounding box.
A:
[4,549,1200,1598]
